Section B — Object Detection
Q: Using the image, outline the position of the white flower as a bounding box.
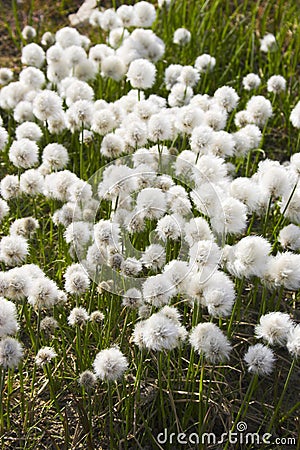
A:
[0,81,28,110]
[0,337,23,369]
[0,235,28,267]
[279,224,300,251]
[184,218,213,247]
[175,105,204,135]
[255,312,294,346]
[127,58,156,90]
[287,325,300,358]
[190,125,214,155]
[173,28,191,45]
[242,73,261,90]
[101,133,125,158]
[267,75,286,94]
[20,169,44,196]
[0,175,20,200]
[116,5,135,27]
[189,240,221,270]
[133,1,156,28]
[94,220,120,250]
[9,139,39,169]
[108,27,129,49]
[64,264,90,295]
[15,122,42,141]
[210,197,247,235]
[122,288,143,309]
[0,199,9,223]
[100,9,122,31]
[142,273,176,307]
[19,67,45,89]
[35,346,57,366]
[178,66,200,88]
[66,100,94,131]
[260,33,277,52]
[0,68,13,85]
[41,31,55,46]
[195,54,216,73]
[42,143,69,170]
[280,186,300,223]
[64,80,94,106]
[168,83,193,107]
[246,95,272,127]
[230,177,260,213]
[189,322,232,363]
[156,214,184,241]
[134,312,186,351]
[244,344,275,375]
[27,277,61,309]
[0,126,8,151]
[193,154,228,186]
[205,108,228,132]
[33,90,63,122]
[163,260,191,295]
[141,244,166,270]
[10,217,39,237]
[165,64,182,90]
[0,298,19,337]
[214,86,239,112]
[55,27,81,48]
[21,43,45,68]
[136,188,166,220]
[290,101,300,128]
[44,170,77,202]
[68,307,89,326]
[148,113,172,142]
[121,258,142,276]
[65,45,86,68]
[265,252,300,290]
[228,236,271,279]
[190,182,224,217]
[91,109,115,136]
[101,56,126,81]
[93,347,128,381]
[202,271,235,317]
[4,267,28,301]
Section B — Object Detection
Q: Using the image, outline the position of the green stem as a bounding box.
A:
[224,374,258,450]
[268,358,296,433]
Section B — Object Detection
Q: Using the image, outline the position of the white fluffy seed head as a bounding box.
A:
[260,33,277,53]
[255,312,294,346]
[142,273,176,307]
[267,75,286,94]
[278,224,300,251]
[9,139,39,169]
[290,101,300,128]
[194,54,216,73]
[189,322,232,363]
[127,58,156,89]
[0,298,19,337]
[242,73,261,90]
[0,337,23,368]
[93,347,128,381]
[244,344,275,375]
[0,235,29,267]
[35,346,57,366]
[42,143,69,170]
[173,28,191,45]
[287,325,300,358]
